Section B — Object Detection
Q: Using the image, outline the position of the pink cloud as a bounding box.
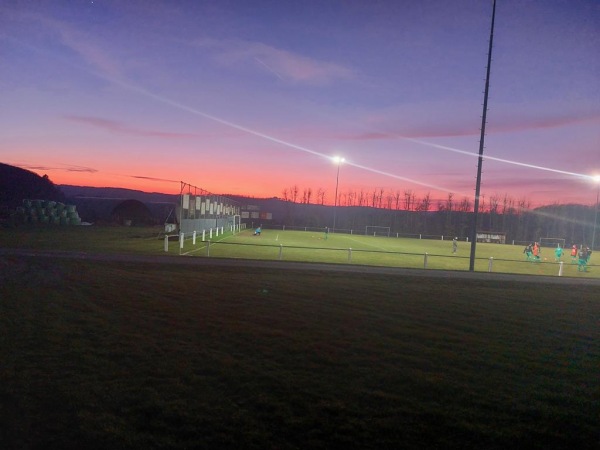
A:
[343,111,600,140]
[489,112,600,134]
[129,175,180,183]
[64,115,200,139]
[193,38,356,85]
[26,14,124,79]
[17,163,98,173]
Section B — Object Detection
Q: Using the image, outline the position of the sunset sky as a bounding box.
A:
[1,0,599,207]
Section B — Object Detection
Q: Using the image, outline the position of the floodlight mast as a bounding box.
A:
[332,156,345,232]
[469,0,497,272]
[592,175,600,251]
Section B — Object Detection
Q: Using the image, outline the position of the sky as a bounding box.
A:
[1,0,599,208]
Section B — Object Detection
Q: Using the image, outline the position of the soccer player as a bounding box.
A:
[523,243,533,260]
[554,244,563,262]
[532,242,541,261]
[578,247,588,272]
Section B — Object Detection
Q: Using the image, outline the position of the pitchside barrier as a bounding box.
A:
[165,234,595,277]
[163,222,247,254]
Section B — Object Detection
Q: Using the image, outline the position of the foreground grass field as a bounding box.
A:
[1,254,598,449]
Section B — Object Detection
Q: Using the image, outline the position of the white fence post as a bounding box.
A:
[279,244,283,260]
[193,230,196,245]
[179,232,184,249]
[206,240,210,256]
[558,261,564,276]
[424,252,428,268]
[202,230,206,241]
[488,257,494,272]
[209,228,213,239]
[348,248,352,263]
[164,235,169,252]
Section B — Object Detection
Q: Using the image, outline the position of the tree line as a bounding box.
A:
[279,185,598,247]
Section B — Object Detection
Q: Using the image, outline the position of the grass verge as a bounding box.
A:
[1,255,598,449]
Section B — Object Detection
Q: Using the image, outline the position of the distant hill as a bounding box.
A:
[58,186,288,223]
[59,185,178,204]
[0,163,65,209]
[58,185,179,223]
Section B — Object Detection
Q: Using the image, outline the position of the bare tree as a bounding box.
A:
[347,190,355,206]
[385,191,394,209]
[371,190,378,208]
[378,188,385,208]
[291,185,299,203]
[394,191,402,210]
[489,194,499,215]
[306,188,312,204]
[446,193,454,212]
[282,188,289,202]
[358,189,365,207]
[459,196,472,212]
[340,192,347,206]
[317,188,326,205]
[417,192,431,211]
[404,190,413,211]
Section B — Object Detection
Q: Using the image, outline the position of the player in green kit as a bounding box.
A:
[554,244,563,262]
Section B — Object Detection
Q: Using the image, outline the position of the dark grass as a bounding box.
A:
[1,256,599,449]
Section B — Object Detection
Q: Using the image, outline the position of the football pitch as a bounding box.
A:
[187,228,598,279]
[0,225,597,278]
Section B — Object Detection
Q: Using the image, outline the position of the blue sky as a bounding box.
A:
[1,0,598,207]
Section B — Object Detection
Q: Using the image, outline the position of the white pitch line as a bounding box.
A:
[180,233,236,256]
[344,235,390,252]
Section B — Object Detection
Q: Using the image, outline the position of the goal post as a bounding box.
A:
[539,237,565,248]
[365,226,391,237]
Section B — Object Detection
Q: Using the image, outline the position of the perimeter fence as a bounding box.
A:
[261,225,536,246]
[167,231,596,277]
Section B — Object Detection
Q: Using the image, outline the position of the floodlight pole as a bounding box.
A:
[332,157,344,232]
[592,178,600,251]
[469,0,497,272]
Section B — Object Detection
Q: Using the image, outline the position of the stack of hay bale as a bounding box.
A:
[14,199,81,225]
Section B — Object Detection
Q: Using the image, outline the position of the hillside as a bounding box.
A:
[0,163,65,209]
